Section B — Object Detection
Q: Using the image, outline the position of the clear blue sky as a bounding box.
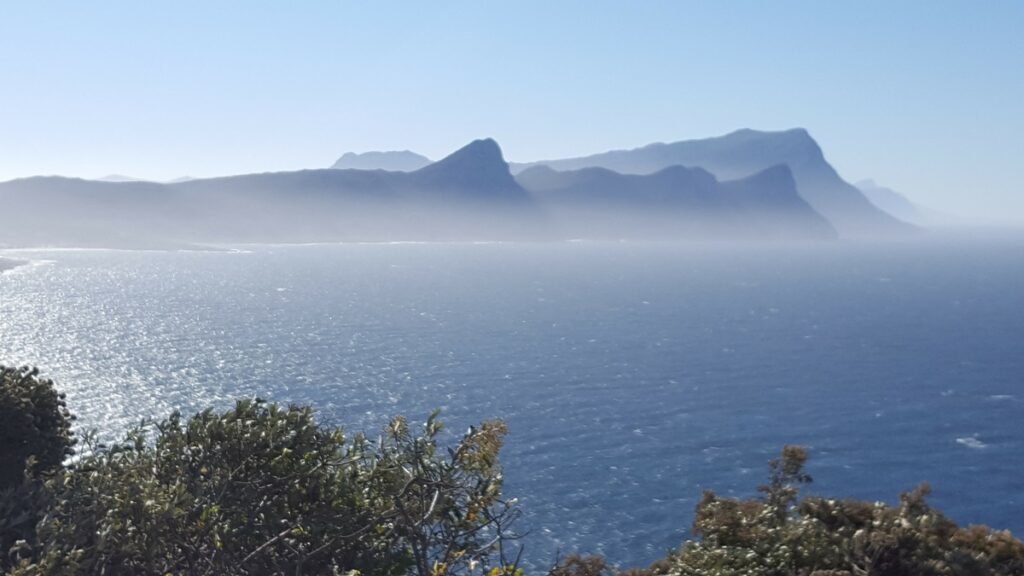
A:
[1,1,1021,221]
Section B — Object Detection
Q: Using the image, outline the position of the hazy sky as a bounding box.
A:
[1,1,1021,221]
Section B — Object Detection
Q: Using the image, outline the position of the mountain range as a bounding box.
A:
[0,140,542,247]
[516,163,835,239]
[510,129,911,237]
[0,130,913,249]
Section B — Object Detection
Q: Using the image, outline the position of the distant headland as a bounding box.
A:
[0,129,920,249]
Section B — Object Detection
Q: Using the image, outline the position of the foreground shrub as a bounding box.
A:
[0,366,74,490]
[12,400,519,576]
[1,366,75,572]
[636,446,1024,576]
[3,366,1023,575]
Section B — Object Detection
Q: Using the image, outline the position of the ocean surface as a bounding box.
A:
[2,238,1023,569]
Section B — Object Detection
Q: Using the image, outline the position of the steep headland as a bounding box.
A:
[513,128,914,237]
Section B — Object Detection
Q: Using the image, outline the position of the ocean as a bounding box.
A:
[2,238,1022,569]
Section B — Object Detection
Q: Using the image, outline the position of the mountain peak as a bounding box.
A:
[411,138,524,197]
[720,126,815,146]
[437,138,504,165]
[417,138,507,174]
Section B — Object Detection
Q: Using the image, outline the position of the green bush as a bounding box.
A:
[1,366,75,572]
[0,366,74,489]
[12,401,519,576]
[630,446,1024,576]
[3,366,1023,575]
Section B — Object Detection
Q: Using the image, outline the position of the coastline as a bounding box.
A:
[0,257,29,273]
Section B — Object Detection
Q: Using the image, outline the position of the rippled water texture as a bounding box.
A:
[2,240,1023,568]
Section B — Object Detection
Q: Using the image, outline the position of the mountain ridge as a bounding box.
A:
[0,139,541,247]
[0,132,907,247]
[511,128,913,237]
[517,162,835,240]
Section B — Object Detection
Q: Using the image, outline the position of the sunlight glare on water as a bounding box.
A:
[2,240,1023,569]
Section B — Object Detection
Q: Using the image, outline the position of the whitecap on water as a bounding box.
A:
[956,436,987,449]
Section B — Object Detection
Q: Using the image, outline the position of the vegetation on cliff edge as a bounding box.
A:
[2,365,1022,575]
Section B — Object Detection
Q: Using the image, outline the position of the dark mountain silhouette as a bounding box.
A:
[718,165,838,239]
[331,150,431,172]
[512,129,913,237]
[518,163,835,240]
[518,164,720,205]
[411,139,523,199]
[1,137,850,248]
[0,139,542,247]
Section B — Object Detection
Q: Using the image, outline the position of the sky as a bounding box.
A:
[1,1,1021,222]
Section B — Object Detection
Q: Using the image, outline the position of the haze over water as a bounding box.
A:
[3,237,1022,568]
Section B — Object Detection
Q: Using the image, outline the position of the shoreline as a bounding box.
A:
[0,257,29,273]
[0,229,1021,256]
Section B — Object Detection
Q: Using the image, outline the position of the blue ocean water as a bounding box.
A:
[1,239,1023,569]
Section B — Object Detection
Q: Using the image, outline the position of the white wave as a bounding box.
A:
[956,436,987,449]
